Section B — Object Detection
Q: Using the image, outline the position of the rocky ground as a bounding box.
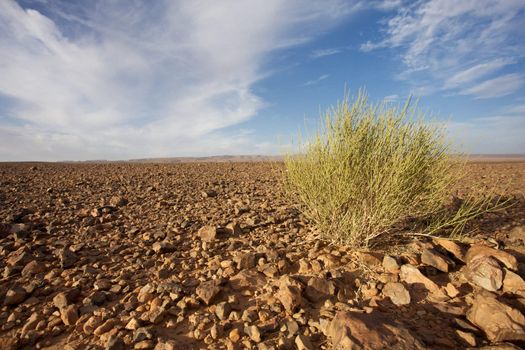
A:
[0,161,524,350]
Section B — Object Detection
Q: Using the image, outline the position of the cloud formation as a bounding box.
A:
[383,94,399,103]
[362,0,525,98]
[460,73,525,99]
[444,58,515,88]
[310,48,343,58]
[0,0,353,160]
[303,74,330,86]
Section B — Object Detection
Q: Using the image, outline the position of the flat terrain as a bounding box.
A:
[1,161,525,349]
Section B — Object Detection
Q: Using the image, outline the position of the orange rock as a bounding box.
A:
[197,225,217,242]
[467,293,525,342]
[465,256,503,292]
[503,269,525,296]
[433,238,467,262]
[399,264,445,297]
[466,244,518,271]
[326,311,426,349]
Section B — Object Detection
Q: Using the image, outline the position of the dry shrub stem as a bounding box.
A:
[283,91,503,248]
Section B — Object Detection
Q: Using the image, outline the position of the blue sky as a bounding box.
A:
[0,0,524,160]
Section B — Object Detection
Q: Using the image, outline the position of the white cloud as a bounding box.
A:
[303,74,330,86]
[362,0,525,96]
[507,104,525,114]
[444,58,514,88]
[310,48,343,58]
[360,41,380,52]
[460,74,524,99]
[383,94,399,102]
[373,0,404,11]
[0,0,356,160]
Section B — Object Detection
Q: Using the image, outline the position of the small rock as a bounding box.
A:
[421,248,454,273]
[466,245,518,271]
[134,327,154,342]
[433,238,467,262]
[382,282,411,305]
[454,317,481,333]
[361,283,379,301]
[201,190,217,198]
[284,318,299,337]
[83,315,103,335]
[58,247,78,269]
[109,196,128,207]
[4,285,28,305]
[358,252,383,266]
[235,204,250,215]
[53,289,80,309]
[147,305,166,324]
[305,276,336,302]
[106,335,125,350]
[156,281,183,295]
[455,329,476,347]
[94,279,112,291]
[87,290,107,306]
[503,269,525,296]
[3,265,19,278]
[467,293,525,342]
[318,253,339,268]
[6,247,33,266]
[326,311,426,349]
[444,283,460,298]
[229,328,241,343]
[11,224,31,240]
[209,324,220,339]
[382,255,400,273]
[154,339,176,350]
[135,340,155,349]
[399,264,444,296]
[229,269,267,290]
[21,312,42,335]
[137,284,156,303]
[235,252,256,270]
[125,318,141,331]
[276,276,303,313]
[196,280,221,305]
[94,319,118,336]
[60,305,78,326]
[215,302,231,320]
[295,334,314,350]
[465,256,503,292]
[152,241,176,254]
[21,260,46,277]
[197,226,217,242]
[244,325,261,342]
[226,222,242,235]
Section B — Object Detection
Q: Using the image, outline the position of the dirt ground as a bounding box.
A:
[0,160,524,349]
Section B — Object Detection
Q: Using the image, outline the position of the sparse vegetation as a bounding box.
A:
[283,91,497,248]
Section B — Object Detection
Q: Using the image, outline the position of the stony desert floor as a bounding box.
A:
[1,161,525,350]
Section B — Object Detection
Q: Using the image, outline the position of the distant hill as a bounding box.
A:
[125,154,525,163]
[2,154,524,164]
[465,154,525,162]
[126,155,284,163]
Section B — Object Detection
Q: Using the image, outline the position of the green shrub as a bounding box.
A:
[283,91,464,248]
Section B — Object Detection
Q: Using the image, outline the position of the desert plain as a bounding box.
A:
[1,159,525,349]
